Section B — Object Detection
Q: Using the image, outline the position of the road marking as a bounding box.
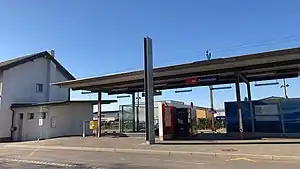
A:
[226,157,256,162]
[0,158,79,168]
[28,141,46,156]
[28,148,39,156]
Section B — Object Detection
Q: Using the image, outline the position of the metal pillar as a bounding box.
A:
[144,40,149,141]
[209,86,215,131]
[136,92,140,131]
[206,51,215,131]
[246,83,255,132]
[82,121,87,137]
[144,37,155,144]
[119,106,124,133]
[97,92,102,137]
[235,74,244,139]
[132,93,136,132]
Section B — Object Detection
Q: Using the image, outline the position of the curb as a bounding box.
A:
[4,144,300,161]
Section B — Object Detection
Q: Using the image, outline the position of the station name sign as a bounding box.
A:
[185,76,219,84]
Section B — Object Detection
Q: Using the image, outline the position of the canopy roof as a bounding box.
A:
[53,47,300,94]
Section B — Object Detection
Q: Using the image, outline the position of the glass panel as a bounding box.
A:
[119,104,159,133]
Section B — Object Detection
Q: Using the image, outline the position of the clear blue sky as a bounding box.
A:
[1,0,300,110]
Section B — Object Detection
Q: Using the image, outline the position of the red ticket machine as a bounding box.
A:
[161,103,176,140]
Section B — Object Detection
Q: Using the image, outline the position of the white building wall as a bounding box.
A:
[49,64,69,101]
[1,58,48,139]
[0,56,71,139]
[0,72,8,139]
[13,103,93,141]
[2,57,48,103]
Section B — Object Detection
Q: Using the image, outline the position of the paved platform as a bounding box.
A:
[1,146,299,169]
[4,136,300,161]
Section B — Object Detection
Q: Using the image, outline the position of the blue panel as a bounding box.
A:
[225,102,238,133]
[225,101,252,133]
[226,98,300,134]
[252,100,282,133]
[225,100,285,133]
[281,99,300,133]
[255,121,282,133]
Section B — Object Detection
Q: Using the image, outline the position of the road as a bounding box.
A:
[0,146,299,169]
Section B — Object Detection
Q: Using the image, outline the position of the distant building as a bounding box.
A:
[214,109,225,117]
[195,107,211,119]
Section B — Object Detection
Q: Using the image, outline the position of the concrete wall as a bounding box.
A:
[0,56,70,139]
[12,103,93,141]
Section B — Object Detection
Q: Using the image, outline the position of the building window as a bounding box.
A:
[41,112,46,119]
[36,83,43,93]
[28,113,34,120]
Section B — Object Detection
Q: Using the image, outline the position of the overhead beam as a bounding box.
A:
[211,86,232,90]
[237,72,249,84]
[106,79,237,95]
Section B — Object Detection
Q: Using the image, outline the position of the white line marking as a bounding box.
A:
[28,141,46,156]
[226,157,256,162]
[28,148,39,156]
[148,157,160,161]
[0,158,79,167]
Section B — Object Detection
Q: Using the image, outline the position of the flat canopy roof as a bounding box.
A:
[53,47,300,94]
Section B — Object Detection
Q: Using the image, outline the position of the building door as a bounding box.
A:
[174,108,189,138]
[17,113,23,141]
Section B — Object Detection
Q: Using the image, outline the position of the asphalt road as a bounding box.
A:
[0,146,299,169]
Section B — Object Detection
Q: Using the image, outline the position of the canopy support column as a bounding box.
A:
[97,92,102,137]
[132,93,136,132]
[247,82,255,132]
[235,73,243,139]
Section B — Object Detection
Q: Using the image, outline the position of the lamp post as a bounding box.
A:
[206,50,215,131]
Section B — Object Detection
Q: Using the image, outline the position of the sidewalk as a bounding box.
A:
[4,136,300,161]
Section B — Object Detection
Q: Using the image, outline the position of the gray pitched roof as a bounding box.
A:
[0,51,75,80]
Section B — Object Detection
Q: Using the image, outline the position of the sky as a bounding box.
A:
[1,0,300,111]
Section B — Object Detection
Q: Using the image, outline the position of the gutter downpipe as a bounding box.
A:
[10,106,15,141]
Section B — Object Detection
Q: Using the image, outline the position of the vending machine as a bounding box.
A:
[160,103,176,140]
